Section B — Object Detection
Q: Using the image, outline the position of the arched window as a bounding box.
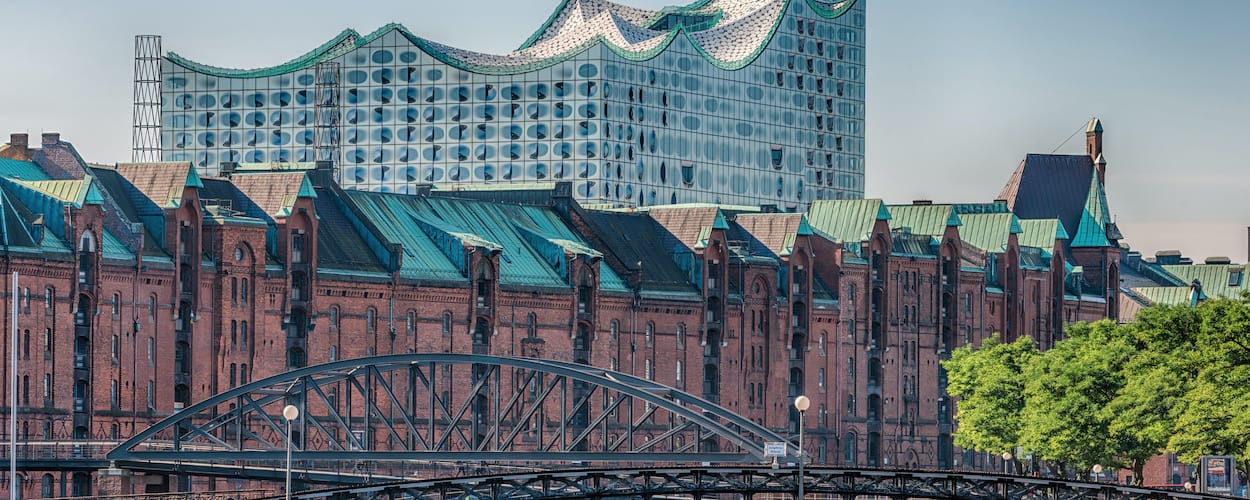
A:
[441,312,452,337]
[287,347,306,368]
[406,310,415,335]
[676,323,686,349]
[526,313,537,338]
[366,307,377,333]
[609,320,619,343]
[329,306,339,331]
[645,322,654,347]
[240,278,249,305]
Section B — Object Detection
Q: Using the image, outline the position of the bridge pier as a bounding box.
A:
[96,465,134,496]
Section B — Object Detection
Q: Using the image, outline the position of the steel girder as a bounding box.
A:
[108,354,790,468]
[286,466,1230,500]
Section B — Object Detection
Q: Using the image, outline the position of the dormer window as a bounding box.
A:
[291,230,306,263]
[1229,268,1244,287]
[476,264,494,310]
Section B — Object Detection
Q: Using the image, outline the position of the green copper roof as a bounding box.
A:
[1131,286,1198,306]
[1158,264,1248,301]
[885,204,961,236]
[1070,171,1114,248]
[958,213,1021,253]
[14,177,103,209]
[1016,218,1069,250]
[101,228,135,260]
[806,199,889,244]
[0,159,51,181]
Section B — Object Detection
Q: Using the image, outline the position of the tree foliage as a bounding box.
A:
[942,334,1038,456]
[946,295,1250,483]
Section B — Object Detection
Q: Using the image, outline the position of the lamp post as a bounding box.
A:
[1002,451,1013,475]
[794,395,810,500]
[283,404,300,500]
[1092,464,1103,483]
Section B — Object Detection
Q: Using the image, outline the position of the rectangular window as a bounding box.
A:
[147,337,154,365]
[111,335,119,363]
[147,381,155,411]
[43,373,51,400]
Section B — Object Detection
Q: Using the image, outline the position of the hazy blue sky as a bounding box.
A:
[1,1,1247,260]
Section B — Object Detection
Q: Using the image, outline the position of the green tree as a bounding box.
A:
[942,334,1038,459]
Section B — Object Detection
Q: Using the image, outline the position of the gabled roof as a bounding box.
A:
[13,177,103,208]
[1070,171,1114,248]
[998,154,1091,231]
[958,213,1021,253]
[230,172,317,218]
[646,205,729,251]
[885,204,961,236]
[583,210,699,294]
[731,213,811,258]
[1158,264,1249,301]
[113,162,203,209]
[806,199,890,244]
[1016,218,1069,250]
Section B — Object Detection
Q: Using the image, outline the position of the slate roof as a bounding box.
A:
[311,187,391,275]
[583,210,699,294]
[998,154,1115,249]
[87,166,168,258]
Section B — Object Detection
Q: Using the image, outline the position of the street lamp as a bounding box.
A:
[283,404,300,500]
[1092,464,1103,482]
[794,395,810,500]
[1002,451,1013,475]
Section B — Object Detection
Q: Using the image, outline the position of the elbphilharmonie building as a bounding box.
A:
[140,0,864,208]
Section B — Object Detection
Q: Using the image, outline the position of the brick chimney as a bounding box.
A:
[41,132,61,146]
[1086,118,1104,184]
[3,133,29,159]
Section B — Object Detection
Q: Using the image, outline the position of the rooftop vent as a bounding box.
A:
[1205,256,1232,265]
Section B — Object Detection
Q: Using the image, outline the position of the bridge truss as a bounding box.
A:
[109,354,792,474]
[287,466,1228,500]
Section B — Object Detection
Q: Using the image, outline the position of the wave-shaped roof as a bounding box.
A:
[167,0,856,77]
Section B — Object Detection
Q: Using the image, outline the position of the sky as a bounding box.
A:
[1,0,1248,261]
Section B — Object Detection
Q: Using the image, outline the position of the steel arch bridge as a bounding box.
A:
[280,466,1229,500]
[109,354,794,476]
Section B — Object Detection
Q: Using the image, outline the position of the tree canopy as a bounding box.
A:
[943,295,1250,485]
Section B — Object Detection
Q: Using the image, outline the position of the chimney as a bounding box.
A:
[6,133,28,157]
[218,162,238,178]
[41,132,61,146]
[912,199,932,206]
[1086,117,1104,182]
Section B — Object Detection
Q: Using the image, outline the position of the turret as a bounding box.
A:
[1086,117,1105,184]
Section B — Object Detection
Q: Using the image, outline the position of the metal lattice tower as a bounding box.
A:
[314,61,342,177]
[132,35,163,163]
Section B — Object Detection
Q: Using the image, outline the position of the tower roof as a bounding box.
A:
[1086,117,1103,133]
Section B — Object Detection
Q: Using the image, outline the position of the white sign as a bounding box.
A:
[764,441,788,457]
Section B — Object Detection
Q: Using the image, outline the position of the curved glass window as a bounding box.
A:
[505,125,522,140]
[296,130,314,145]
[196,152,215,168]
[527,143,548,159]
[527,124,548,139]
[347,70,368,84]
[402,165,419,181]
[221,131,240,147]
[577,121,596,137]
[245,112,265,127]
[294,90,311,106]
[450,124,469,141]
[174,94,193,110]
[423,126,443,141]
[530,163,548,179]
[402,107,419,123]
[196,112,216,127]
[271,130,291,146]
[371,107,392,123]
[424,86,444,103]
[371,49,393,64]
[197,95,216,108]
[196,132,215,147]
[578,63,598,78]
[345,128,364,144]
[399,67,419,83]
[454,86,470,102]
[272,91,292,107]
[270,111,291,127]
[578,162,597,178]
[476,85,497,101]
[372,88,393,104]
[505,144,522,160]
[398,126,418,142]
[475,145,495,161]
[372,127,393,144]
[555,142,572,159]
[528,83,548,100]
[220,93,240,109]
[553,82,570,98]
[245,130,263,146]
[475,124,495,140]
[396,144,414,164]
[476,104,496,121]
[347,148,366,164]
[426,69,443,81]
[346,89,365,104]
[371,147,392,163]
[372,68,393,84]
[475,164,495,181]
[423,145,443,161]
[247,93,265,107]
[578,142,596,158]
[579,81,597,97]
[527,103,548,119]
[398,87,418,103]
[554,102,572,119]
[422,107,443,122]
[399,51,418,63]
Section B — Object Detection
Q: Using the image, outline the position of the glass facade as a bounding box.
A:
[156,0,865,209]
